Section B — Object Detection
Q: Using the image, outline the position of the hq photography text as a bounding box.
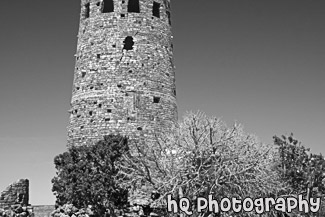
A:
[167,195,321,215]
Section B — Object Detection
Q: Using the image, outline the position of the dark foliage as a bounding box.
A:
[274,133,325,199]
[52,135,129,216]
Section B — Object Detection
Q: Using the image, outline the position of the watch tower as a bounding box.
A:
[67,0,177,147]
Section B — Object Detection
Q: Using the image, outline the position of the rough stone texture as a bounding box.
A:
[0,204,34,217]
[67,0,178,147]
[0,179,29,208]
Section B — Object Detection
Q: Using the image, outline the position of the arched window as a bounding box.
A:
[128,0,140,13]
[123,36,134,50]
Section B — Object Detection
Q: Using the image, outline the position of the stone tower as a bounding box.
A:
[67,0,177,147]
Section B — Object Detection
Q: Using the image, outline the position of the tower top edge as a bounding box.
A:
[81,0,171,4]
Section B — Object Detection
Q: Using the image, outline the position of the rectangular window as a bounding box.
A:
[166,11,171,25]
[153,96,160,103]
[153,2,160,18]
[84,3,90,18]
[102,0,114,13]
[128,0,140,13]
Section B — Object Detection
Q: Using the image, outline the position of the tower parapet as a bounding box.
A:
[68,0,177,147]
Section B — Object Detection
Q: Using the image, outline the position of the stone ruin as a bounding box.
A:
[0,179,35,217]
[0,179,162,216]
[0,180,56,217]
[0,179,29,208]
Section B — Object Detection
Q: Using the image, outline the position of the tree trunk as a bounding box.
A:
[179,187,185,217]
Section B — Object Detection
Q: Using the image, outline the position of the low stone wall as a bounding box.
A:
[0,204,34,217]
[33,205,55,217]
[0,179,29,208]
[50,204,164,217]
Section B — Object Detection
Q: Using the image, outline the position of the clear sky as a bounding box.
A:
[0,0,324,205]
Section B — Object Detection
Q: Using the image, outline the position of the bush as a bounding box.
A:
[52,135,129,216]
[50,204,93,217]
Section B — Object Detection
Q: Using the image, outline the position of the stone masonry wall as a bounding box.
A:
[33,205,55,217]
[67,0,178,147]
[0,179,29,208]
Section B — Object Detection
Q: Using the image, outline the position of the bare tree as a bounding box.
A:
[119,112,287,216]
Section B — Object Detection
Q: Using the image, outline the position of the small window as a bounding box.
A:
[123,36,134,50]
[127,116,136,122]
[18,194,24,203]
[153,97,160,103]
[153,2,160,18]
[166,11,171,25]
[107,109,112,113]
[128,0,140,13]
[137,127,143,131]
[102,0,114,13]
[84,3,90,18]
